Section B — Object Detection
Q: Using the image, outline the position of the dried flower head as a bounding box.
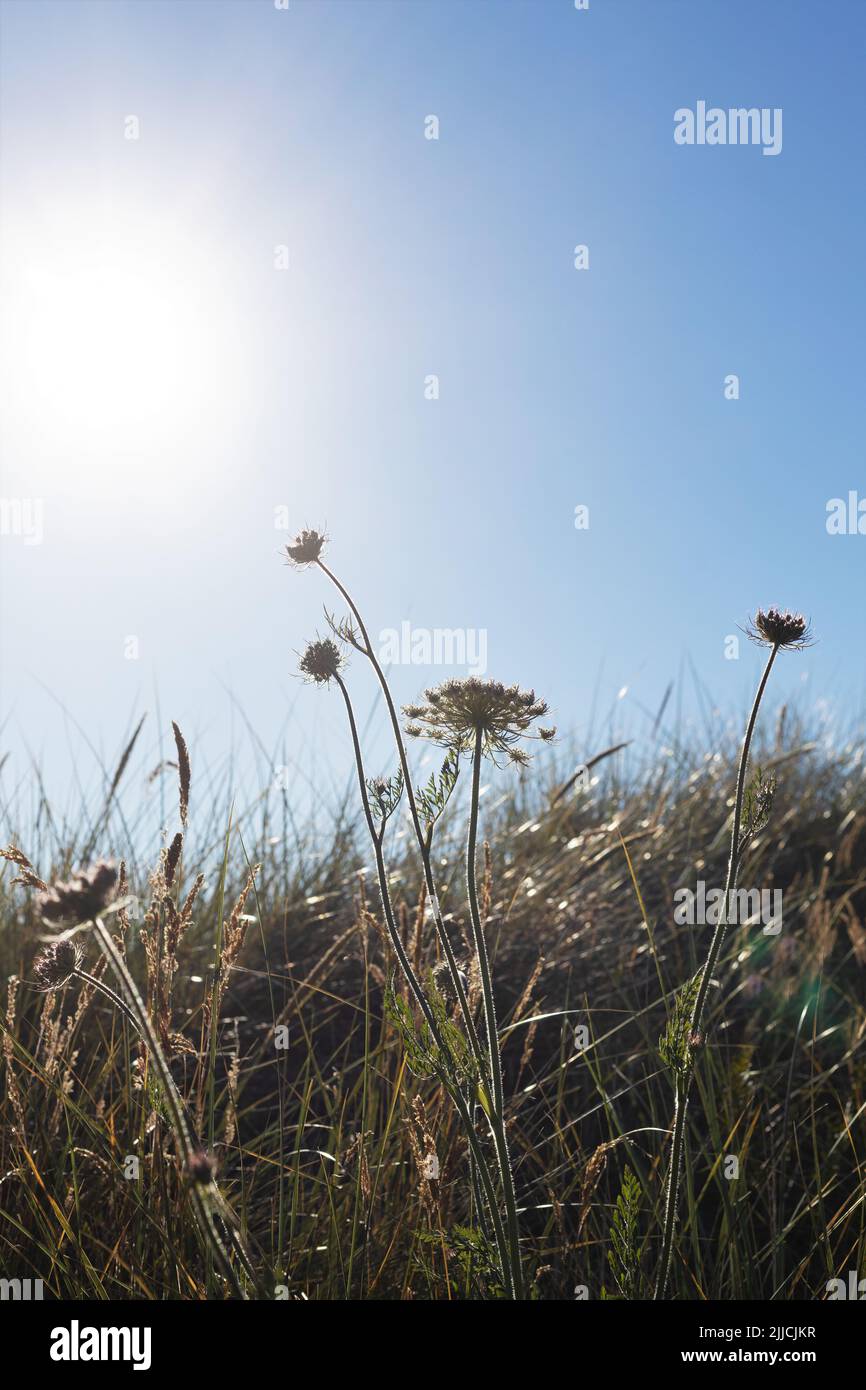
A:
[36,861,118,926]
[431,959,468,1008]
[299,637,344,685]
[745,608,813,651]
[404,677,554,765]
[285,528,327,568]
[186,1150,217,1185]
[33,939,83,990]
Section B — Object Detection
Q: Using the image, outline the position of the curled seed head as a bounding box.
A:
[746,608,813,651]
[299,637,344,685]
[36,861,118,926]
[33,939,83,990]
[285,528,327,568]
[431,959,468,1007]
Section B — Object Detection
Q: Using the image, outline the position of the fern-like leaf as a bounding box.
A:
[416,748,460,830]
[606,1166,642,1300]
[659,972,702,1079]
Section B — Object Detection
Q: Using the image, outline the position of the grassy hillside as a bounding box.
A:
[2,701,864,1300]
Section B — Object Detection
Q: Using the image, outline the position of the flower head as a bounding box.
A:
[431,958,469,1008]
[404,677,554,765]
[186,1150,217,1185]
[299,637,344,685]
[36,861,118,926]
[745,608,813,651]
[33,939,83,990]
[285,528,327,568]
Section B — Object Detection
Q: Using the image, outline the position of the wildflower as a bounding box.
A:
[404,677,554,765]
[33,939,83,990]
[284,528,327,568]
[36,861,118,926]
[745,608,813,651]
[299,637,344,685]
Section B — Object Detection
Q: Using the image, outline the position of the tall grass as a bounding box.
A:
[1,592,864,1299]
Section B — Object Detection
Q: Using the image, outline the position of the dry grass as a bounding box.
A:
[1,707,865,1299]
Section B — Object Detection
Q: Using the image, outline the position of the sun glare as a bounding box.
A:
[1,204,248,475]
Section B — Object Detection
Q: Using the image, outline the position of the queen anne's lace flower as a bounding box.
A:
[33,939,83,989]
[284,529,327,567]
[404,677,554,765]
[36,862,118,925]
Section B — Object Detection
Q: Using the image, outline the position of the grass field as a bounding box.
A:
[2,667,864,1300]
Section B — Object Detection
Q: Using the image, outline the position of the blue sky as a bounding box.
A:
[1,0,864,827]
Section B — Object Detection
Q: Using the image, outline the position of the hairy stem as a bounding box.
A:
[74,967,142,1032]
[465,726,524,1298]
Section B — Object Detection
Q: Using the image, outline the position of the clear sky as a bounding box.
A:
[1,0,864,828]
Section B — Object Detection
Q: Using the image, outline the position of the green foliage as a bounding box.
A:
[445,1224,506,1298]
[740,764,777,847]
[366,769,404,825]
[659,972,702,1080]
[384,974,478,1088]
[416,748,460,830]
[605,1166,643,1300]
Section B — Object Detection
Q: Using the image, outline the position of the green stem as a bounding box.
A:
[74,967,142,1032]
[318,559,484,1066]
[466,727,524,1299]
[335,674,440,1038]
[334,673,516,1296]
[654,643,779,1299]
[318,562,518,1296]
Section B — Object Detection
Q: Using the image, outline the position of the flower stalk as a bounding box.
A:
[654,609,812,1298]
[289,533,555,1298]
[466,724,523,1297]
[332,667,516,1295]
